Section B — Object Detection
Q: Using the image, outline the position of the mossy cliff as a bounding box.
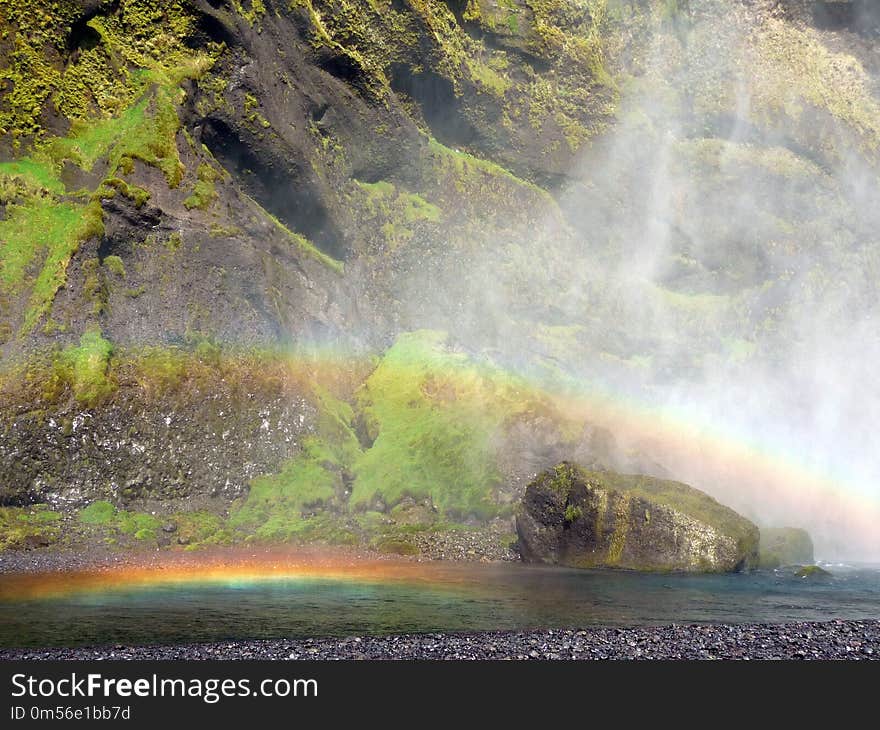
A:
[759,526,814,568]
[0,330,641,553]
[0,0,620,354]
[516,463,760,572]
[1,2,878,557]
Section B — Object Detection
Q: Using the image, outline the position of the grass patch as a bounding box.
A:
[0,505,62,550]
[427,137,547,197]
[78,500,117,525]
[0,159,65,194]
[77,500,160,541]
[0,196,104,334]
[103,255,126,278]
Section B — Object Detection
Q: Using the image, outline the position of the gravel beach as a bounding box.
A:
[2,620,878,660]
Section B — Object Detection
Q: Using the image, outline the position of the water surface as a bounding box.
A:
[1,558,877,648]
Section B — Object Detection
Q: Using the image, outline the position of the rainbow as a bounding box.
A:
[250,340,880,559]
[0,548,475,602]
[553,381,880,558]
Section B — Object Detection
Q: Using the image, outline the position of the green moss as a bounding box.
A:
[209,223,241,238]
[116,511,161,538]
[172,511,232,548]
[374,537,419,555]
[0,159,65,194]
[752,18,880,152]
[78,500,116,525]
[0,505,62,550]
[351,331,503,518]
[230,385,361,540]
[427,137,550,199]
[183,163,220,210]
[165,232,183,251]
[0,0,219,337]
[243,92,271,128]
[60,326,115,406]
[794,565,831,578]
[0,194,104,334]
[77,500,160,541]
[231,0,267,27]
[98,178,151,208]
[103,255,126,278]
[352,179,442,250]
[0,0,214,146]
[563,504,582,523]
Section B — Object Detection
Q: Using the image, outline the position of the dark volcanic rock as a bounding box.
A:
[516,463,759,572]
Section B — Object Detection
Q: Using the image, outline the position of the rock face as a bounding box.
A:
[517,463,760,573]
[759,527,815,568]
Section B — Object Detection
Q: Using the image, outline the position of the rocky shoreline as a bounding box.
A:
[2,621,877,661]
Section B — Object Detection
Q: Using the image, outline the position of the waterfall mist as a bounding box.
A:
[398,0,880,559]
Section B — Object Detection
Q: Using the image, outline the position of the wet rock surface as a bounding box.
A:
[517,464,760,572]
[3,620,877,660]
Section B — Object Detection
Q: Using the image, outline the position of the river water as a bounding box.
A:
[1,558,878,648]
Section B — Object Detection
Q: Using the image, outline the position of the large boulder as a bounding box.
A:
[758,527,814,568]
[516,463,759,573]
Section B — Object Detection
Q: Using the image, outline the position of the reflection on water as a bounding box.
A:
[1,561,878,648]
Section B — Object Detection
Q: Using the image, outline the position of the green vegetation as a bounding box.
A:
[0,195,104,334]
[0,505,62,550]
[59,327,116,406]
[77,500,161,541]
[172,511,234,549]
[353,180,442,250]
[428,137,548,199]
[98,178,151,208]
[78,501,116,525]
[352,330,534,518]
[0,0,213,145]
[0,0,219,335]
[232,0,267,28]
[753,17,880,153]
[794,564,831,578]
[224,330,581,543]
[184,163,220,210]
[103,255,126,278]
[229,385,360,540]
[759,527,814,568]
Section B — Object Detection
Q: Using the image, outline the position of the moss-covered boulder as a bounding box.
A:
[759,527,815,569]
[516,463,759,573]
[793,565,831,579]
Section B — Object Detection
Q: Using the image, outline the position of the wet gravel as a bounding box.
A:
[0,548,138,575]
[2,620,877,660]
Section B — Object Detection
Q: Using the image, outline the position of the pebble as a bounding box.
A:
[2,620,878,661]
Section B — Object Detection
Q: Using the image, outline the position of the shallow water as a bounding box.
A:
[1,560,878,648]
